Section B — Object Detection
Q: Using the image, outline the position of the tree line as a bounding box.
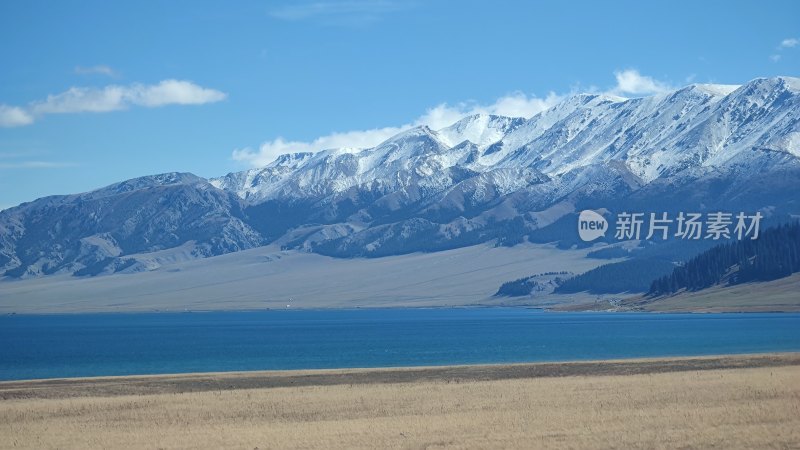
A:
[648,222,800,296]
[554,259,676,294]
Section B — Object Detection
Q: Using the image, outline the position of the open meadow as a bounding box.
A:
[1,354,798,449]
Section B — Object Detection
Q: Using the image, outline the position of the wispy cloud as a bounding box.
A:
[418,92,564,129]
[606,69,673,96]
[269,0,407,25]
[0,151,42,159]
[233,91,564,167]
[0,80,227,127]
[31,80,227,114]
[74,65,117,77]
[771,37,798,62]
[232,127,405,166]
[0,161,78,169]
[0,105,35,127]
[0,150,78,171]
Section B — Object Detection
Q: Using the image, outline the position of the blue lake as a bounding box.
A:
[1,308,799,381]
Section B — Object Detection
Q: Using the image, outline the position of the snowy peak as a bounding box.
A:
[270,152,315,168]
[687,83,740,97]
[214,75,800,200]
[3,76,800,278]
[388,125,447,150]
[780,76,800,92]
[723,76,800,108]
[359,125,450,169]
[437,114,525,148]
[209,153,316,201]
[539,93,626,114]
[744,76,800,92]
[663,83,737,104]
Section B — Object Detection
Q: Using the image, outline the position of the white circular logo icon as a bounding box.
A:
[578,210,608,242]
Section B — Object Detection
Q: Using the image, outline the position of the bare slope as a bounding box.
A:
[0,243,603,313]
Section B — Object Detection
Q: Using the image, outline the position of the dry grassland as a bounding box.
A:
[1,356,799,449]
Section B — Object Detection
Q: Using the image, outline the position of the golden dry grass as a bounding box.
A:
[2,362,799,449]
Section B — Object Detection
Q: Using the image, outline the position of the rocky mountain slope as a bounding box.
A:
[2,76,799,278]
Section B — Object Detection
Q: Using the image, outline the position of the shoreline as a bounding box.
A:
[3,352,798,399]
[5,303,800,316]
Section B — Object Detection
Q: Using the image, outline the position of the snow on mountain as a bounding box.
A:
[496,85,735,181]
[691,83,740,96]
[436,114,525,149]
[3,76,800,277]
[215,77,798,201]
[210,152,315,202]
[700,77,800,168]
[0,173,263,278]
[482,93,626,167]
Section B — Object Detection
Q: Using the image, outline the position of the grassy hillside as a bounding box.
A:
[649,222,800,296]
[625,273,800,313]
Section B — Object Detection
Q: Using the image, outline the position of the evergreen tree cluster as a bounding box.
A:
[554,258,676,294]
[648,222,800,296]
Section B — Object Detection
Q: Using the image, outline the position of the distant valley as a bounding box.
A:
[1,76,799,312]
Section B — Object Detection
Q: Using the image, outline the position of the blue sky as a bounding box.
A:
[0,0,798,209]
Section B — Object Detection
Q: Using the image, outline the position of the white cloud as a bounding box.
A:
[486,92,564,118]
[132,80,228,107]
[31,86,129,114]
[232,70,681,168]
[0,80,226,127]
[232,127,406,167]
[0,161,78,169]
[269,0,405,24]
[415,92,563,129]
[0,150,77,170]
[233,92,564,167]
[32,80,226,114]
[74,65,117,77]
[0,105,35,127]
[771,38,797,61]
[607,69,673,96]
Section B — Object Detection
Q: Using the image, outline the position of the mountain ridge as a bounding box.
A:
[2,76,799,278]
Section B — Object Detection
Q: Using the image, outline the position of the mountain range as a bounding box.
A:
[2,76,799,278]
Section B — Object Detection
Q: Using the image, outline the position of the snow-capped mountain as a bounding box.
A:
[2,76,799,277]
[214,77,799,200]
[436,114,526,149]
[0,174,263,277]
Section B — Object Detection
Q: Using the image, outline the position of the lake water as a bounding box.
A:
[1,308,799,381]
